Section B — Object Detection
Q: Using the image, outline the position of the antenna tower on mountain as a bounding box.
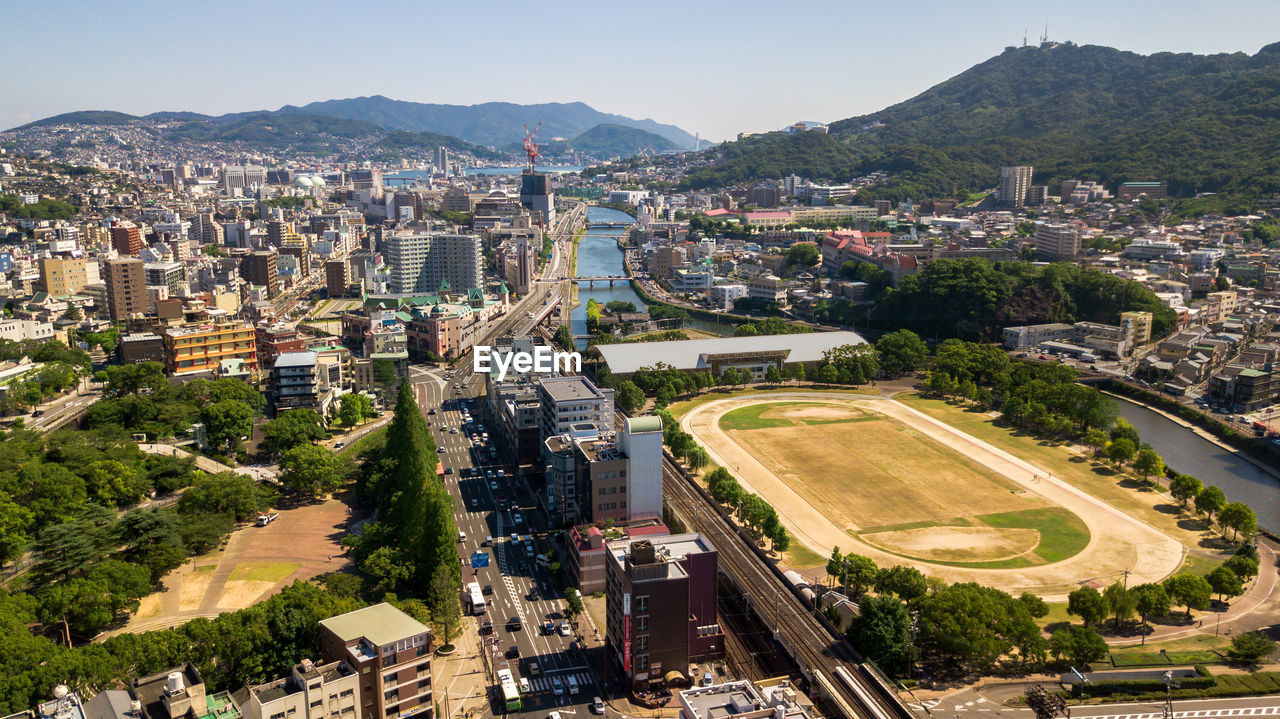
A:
[522,122,541,171]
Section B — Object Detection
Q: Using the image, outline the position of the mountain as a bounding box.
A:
[162,112,384,144]
[279,96,697,150]
[21,110,138,128]
[685,42,1280,198]
[565,123,679,158]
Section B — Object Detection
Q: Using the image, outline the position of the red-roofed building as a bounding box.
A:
[821,230,918,284]
[700,208,740,219]
[741,210,792,228]
[567,520,670,594]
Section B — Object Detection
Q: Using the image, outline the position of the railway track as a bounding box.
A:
[657,449,912,719]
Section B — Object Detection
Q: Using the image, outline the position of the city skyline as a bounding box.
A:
[2,0,1278,142]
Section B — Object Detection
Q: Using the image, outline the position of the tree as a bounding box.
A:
[1083,428,1109,456]
[1110,418,1141,445]
[617,381,645,413]
[1048,625,1108,665]
[1067,586,1107,626]
[817,364,839,385]
[1170,474,1203,508]
[262,409,327,454]
[1131,583,1171,628]
[1195,485,1227,521]
[201,400,254,453]
[1019,592,1049,619]
[1133,449,1164,484]
[914,582,1042,672]
[564,588,584,619]
[178,471,264,522]
[429,563,462,649]
[279,444,348,497]
[1226,632,1276,666]
[1217,501,1257,541]
[178,512,234,553]
[686,446,710,472]
[62,304,82,321]
[88,559,153,615]
[827,546,844,583]
[337,394,365,428]
[842,553,879,597]
[1206,565,1244,602]
[765,365,782,385]
[785,243,819,268]
[1163,573,1212,617]
[1106,438,1136,466]
[1103,581,1136,628]
[794,362,806,382]
[875,565,928,602]
[876,330,928,376]
[847,595,913,676]
[1224,554,1259,581]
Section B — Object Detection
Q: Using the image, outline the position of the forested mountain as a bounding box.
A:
[566,123,679,158]
[685,42,1280,198]
[280,96,697,149]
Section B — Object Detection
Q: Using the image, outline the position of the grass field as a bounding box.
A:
[727,404,1048,529]
[783,542,826,570]
[858,507,1089,568]
[668,387,878,420]
[719,402,873,430]
[897,394,1217,552]
[228,561,300,583]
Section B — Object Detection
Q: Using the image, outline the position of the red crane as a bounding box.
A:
[522,122,541,170]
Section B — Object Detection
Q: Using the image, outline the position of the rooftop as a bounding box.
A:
[318,602,429,648]
[538,375,605,403]
[273,351,317,368]
[593,331,867,375]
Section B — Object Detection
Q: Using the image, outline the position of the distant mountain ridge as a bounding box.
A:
[684,42,1280,198]
[279,96,696,149]
[565,123,679,158]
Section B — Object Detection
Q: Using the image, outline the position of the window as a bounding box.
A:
[417,679,429,690]
[310,701,322,710]
[287,710,297,717]
[384,689,398,701]
[340,690,354,699]
[271,713,285,719]
[636,636,648,651]
[636,616,648,632]
[636,595,649,612]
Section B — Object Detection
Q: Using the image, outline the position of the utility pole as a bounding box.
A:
[1162,670,1180,719]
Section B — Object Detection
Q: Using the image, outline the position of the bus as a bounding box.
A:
[465,582,485,615]
[497,668,521,712]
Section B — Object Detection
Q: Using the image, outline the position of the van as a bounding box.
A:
[519,677,531,694]
[457,531,466,543]
[702,672,713,687]
[567,676,580,695]
[484,535,493,547]
[536,554,551,569]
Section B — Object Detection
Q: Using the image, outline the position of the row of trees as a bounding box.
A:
[0,340,92,415]
[705,467,789,551]
[347,383,462,645]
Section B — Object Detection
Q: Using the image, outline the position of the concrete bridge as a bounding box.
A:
[574,276,631,287]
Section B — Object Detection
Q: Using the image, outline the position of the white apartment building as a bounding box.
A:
[710,283,747,310]
[242,659,359,719]
[538,375,615,438]
[383,233,483,294]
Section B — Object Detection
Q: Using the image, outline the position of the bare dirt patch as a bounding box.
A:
[860,525,1040,563]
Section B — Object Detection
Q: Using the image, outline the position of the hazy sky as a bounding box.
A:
[3,0,1278,141]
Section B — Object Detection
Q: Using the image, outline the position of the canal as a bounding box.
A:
[1110,396,1280,532]
[571,206,735,347]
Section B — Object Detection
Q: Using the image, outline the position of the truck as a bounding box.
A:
[255,511,279,526]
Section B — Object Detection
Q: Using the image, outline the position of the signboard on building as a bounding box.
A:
[622,592,631,674]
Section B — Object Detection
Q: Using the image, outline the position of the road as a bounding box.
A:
[25,382,102,433]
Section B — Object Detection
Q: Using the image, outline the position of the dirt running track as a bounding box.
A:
[682,392,1185,601]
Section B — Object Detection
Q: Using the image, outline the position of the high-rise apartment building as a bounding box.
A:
[240,250,281,298]
[242,658,359,719]
[104,257,147,320]
[383,233,482,294]
[434,146,449,174]
[110,219,144,256]
[1033,222,1080,262]
[318,603,434,719]
[144,262,186,295]
[326,259,351,298]
[38,256,88,296]
[998,166,1033,208]
[161,319,258,376]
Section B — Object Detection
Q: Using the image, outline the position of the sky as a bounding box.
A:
[3,0,1279,141]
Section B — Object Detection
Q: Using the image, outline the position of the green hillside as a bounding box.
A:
[685,42,1280,198]
[18,111,138,129]
[567,123,679,158]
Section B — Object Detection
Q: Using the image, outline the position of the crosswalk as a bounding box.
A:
[526,671,595,694]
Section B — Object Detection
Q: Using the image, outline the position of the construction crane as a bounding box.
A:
[522,122,541,171]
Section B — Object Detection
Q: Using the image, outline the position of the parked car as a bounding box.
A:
[558,621,571,637]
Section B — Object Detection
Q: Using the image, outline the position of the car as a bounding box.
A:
[551,677,564,695]
[497,469,505,478]
[520,677,531,694]
[542,620,555,635]
[513,512,524,525]
[483,584,494,595]
[428,408,437,415]
[506,617,522,631]
[525,544,535,558]
[490,481,499,491]
[549,712,562,719]
[590,698,605,715]
[510,533,519,543]
[469,499,478,509]
[527,660,541,676]
[444,467,453,474]
[506,645,520,659]
[333,441,344,449]
[437,447,446,454]
[558,621,571,637]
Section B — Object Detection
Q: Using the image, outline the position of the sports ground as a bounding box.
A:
[681,392,1186,600]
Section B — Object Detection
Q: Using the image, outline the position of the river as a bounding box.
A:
[384,166,585,183]
[571,206,735,348]
[1110,396,1280,532]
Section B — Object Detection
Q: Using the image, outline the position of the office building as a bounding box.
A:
[1033,222,1080,262]
[538,375,615,438]
[383,232,482,293]
[272,351,324,414]
[256,321,307,367]
[571,416,663,524]
[503,235,536,295]
[104,257,147,321]
[224,165,266,191]
[679,679,817,719]
[1120,311,1154,347]
[1118,181,1168,199]
[745,185,781,208]
[38,256,88,297]
[439,187,471,213]
[145,262,186,295]
[326,260,352,298]
[605,535,724,692]
[349,169,382,191]
[118,332,165,364]
[318,603,434,719]
[132,663,240,719]
[240,251,281,298]
[434,146,449,174]
[240,659,358,719]
[518,170,556,225]
[110,219,144,256]
[998,166,1033,208]
[162,320,259,376]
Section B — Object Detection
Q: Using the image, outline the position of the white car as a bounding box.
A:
[558,622,571,636]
